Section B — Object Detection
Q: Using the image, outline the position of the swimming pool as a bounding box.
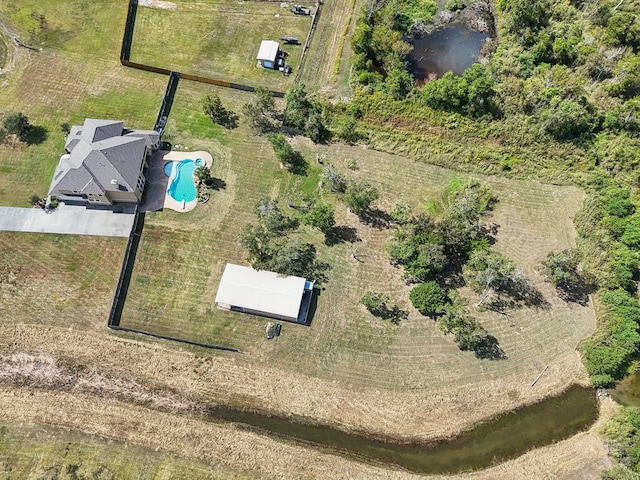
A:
[163,158,205,203]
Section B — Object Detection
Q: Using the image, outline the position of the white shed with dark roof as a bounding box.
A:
[215,263,314,324]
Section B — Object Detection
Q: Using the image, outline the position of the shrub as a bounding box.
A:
[344,181,379,214]
[303,202,335,233]
[361,291,390,316]
[540,249,580,288]
[604,188,634,218]
[203,93,238,128]
[361,291,407,324]
[321,165,347,193]
[410,281,448,316]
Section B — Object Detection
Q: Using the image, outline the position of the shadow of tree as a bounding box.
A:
[472,334,506,360]
[221,112,239,129]
[556,277,590,306]
[358,208,394,229]
[382,305,408,324]
[205,177,227,190]
[288,152,308,176]
[501,278,551,310]
[325,225,360,246]
[368,304,408,325]
[23,125,48,145]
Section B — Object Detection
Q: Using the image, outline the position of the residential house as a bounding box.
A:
[48,118,160,207]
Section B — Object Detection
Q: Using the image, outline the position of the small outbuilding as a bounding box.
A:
[256,40,280,69]
[215,263,314,324]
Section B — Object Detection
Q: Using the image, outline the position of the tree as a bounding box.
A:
[303,202,335,233]
[239,223,273,269]
[242,87,279,134]
[254,198,297,234]
[270,237,326,281]
[540,249,580,288]
[321,165,347,193]
[203,93,238,128]
[409,281,448,316]
[3,113,31,140]
[194,165,211,183]
[268,133,305,172]
[385,68,413,100]
[304,110,330,144]
[284,84,312,130]
[463,250,516,306]
[344,181,379,214]
[541,99,596,140]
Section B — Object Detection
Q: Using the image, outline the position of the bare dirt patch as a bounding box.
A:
[139,0,177,9]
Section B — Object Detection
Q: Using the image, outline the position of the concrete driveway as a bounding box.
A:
[0,205,134,237]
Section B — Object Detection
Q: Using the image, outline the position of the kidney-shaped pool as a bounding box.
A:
[164,158,205,202]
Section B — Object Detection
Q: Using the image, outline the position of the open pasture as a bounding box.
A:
[130,0,314,90]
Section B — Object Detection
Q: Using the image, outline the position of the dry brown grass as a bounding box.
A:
[0,384,612,480]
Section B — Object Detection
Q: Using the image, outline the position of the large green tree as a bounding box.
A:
[3,112,31,140]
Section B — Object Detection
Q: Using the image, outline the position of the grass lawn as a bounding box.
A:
[0,232,126,330]
[119,80,594,394]
[130,0,314,91]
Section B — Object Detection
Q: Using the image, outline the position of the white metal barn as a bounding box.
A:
[215,263,314,324]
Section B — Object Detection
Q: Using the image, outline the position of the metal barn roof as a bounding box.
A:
[215,264,307,319]
[256,40,280,62]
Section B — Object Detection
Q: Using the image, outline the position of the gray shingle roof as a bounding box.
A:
[81,119,124,144]
[49,119,156,199]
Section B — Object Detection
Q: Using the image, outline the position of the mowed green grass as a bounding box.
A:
[120,81,593,391]
[0,422,254,479]
[0,232,126,330]
[130,0,313,90]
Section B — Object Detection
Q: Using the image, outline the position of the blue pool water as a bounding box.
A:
[164,158,205,202]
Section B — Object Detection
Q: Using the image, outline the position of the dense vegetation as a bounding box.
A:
[600,407,640,479]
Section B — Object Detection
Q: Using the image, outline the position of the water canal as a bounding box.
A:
[209,385,598,474]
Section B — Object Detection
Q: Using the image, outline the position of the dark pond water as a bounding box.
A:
[611,373,640,406]
[210,385,598,475]
[407,22,490,81]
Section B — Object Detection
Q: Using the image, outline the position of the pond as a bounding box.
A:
[407,22,490,81]
[610,373,640,407]
[209,385,598,475]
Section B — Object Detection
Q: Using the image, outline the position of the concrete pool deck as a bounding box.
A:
[141,150,213,213]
